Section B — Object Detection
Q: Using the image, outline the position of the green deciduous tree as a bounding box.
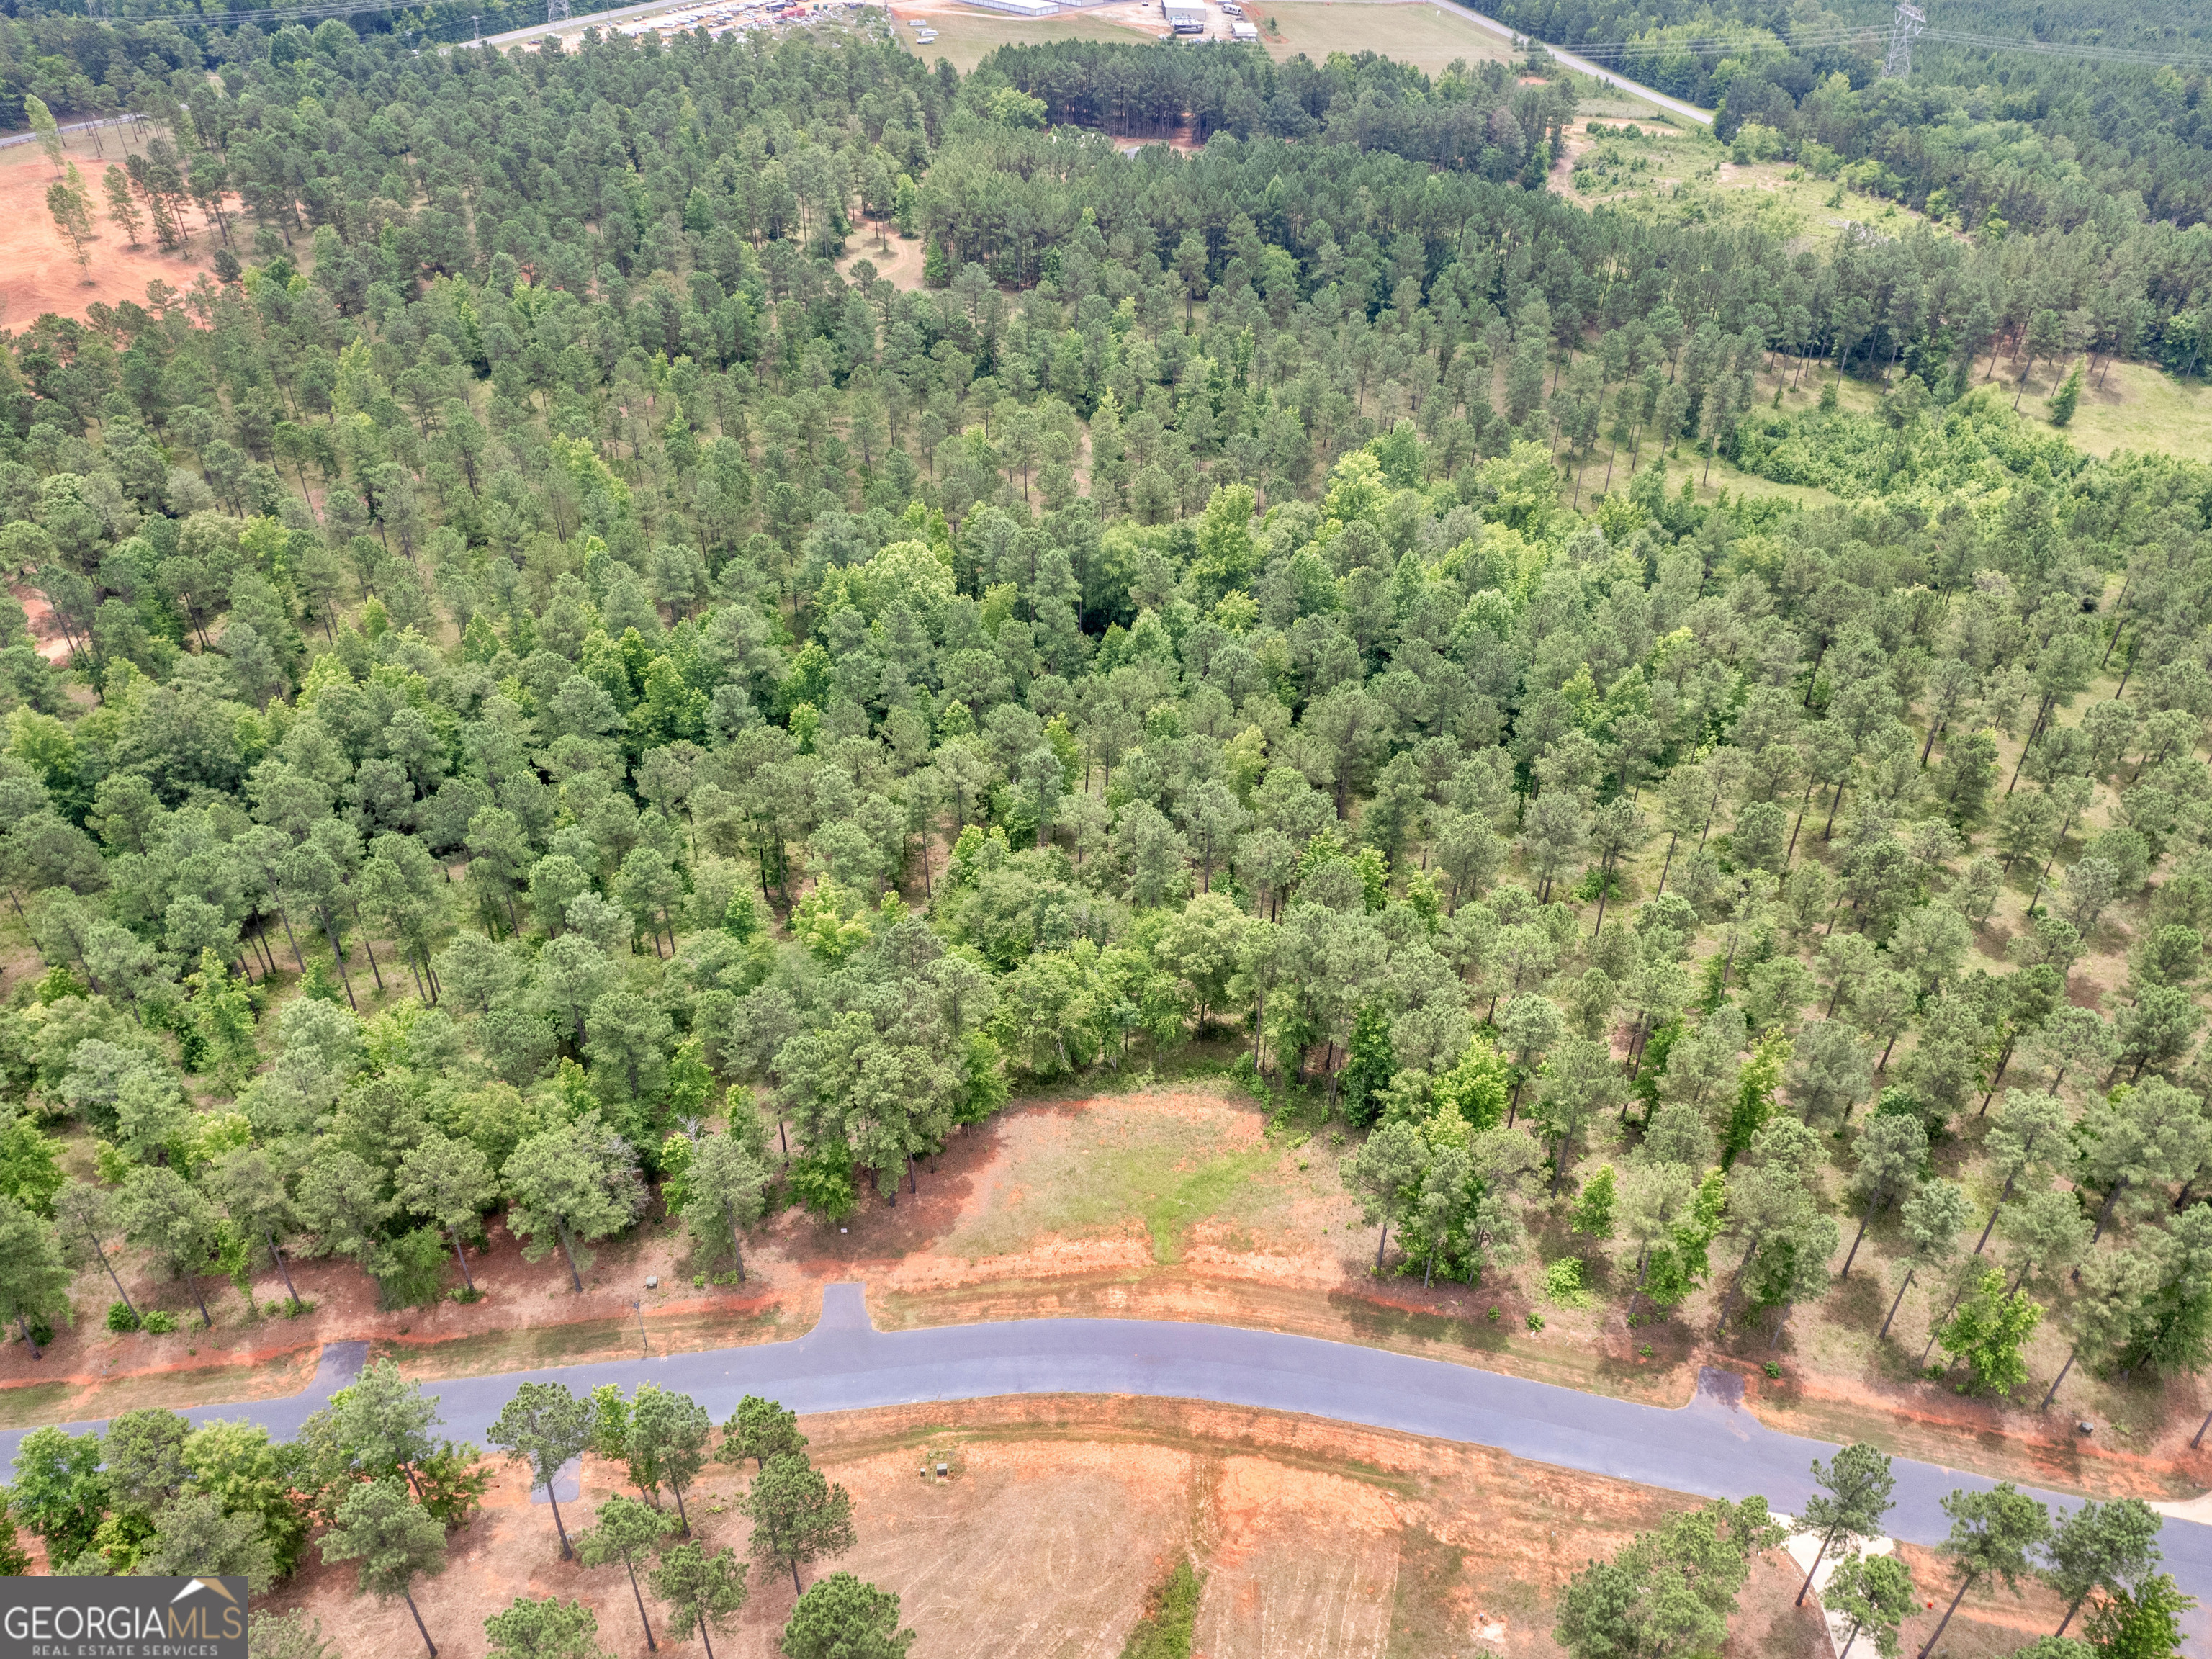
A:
[6,1426,108,1561]
[2083,1573,2194,1659]
[1936,1269,2044,1396]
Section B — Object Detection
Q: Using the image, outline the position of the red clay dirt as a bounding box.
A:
[0,132,220,327]
[12,583,76,664]
[240,1393,2064,1659]
[7,1087,2210,1506]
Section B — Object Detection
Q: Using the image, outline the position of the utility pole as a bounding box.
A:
[1884,1,1925,76]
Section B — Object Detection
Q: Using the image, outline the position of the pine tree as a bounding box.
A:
[102,164,143,247]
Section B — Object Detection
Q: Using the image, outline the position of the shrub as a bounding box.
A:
[107,1302,141,1333]
[374,1226,450,1310]
[1525,1311,1546,1332]
[1120,1559,1203,1659]
[1545,1258,1592,1308]
[143,1310,178,1334]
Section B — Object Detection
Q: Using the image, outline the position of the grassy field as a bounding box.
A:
[2041,355,2212,462]
[890,5,1159,71]
[1261,0,1519,73]
[1563,122,1932,251]
[940,1093,1314,1266]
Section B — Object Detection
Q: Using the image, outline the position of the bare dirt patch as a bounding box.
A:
[253,1393,2054,1659]
[840,232,928,293]
[12,583,76,665]
[253,1393,1689,1659]
[0,131,221,326]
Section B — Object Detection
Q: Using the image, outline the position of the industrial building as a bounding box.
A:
[1162,0,1205,31]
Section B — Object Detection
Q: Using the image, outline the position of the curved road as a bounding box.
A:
[6,1287,2207,1640]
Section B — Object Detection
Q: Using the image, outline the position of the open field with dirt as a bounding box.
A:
[240,1393,2072,1659]
[1259,0,1522,76]
[0,124,225,326]
[886,0,1526,76]
[887,0,1163,71]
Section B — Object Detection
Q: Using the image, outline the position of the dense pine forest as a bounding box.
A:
[0,17,2208,1629]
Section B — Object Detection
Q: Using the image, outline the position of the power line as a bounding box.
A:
[1557,14,2212,72]
[1921,25,2212,68]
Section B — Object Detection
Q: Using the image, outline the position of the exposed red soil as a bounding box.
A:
[7,1087,2209,1506]
[12,583,76,663]
[238,1392,2061,1659]
[0,134,221,326]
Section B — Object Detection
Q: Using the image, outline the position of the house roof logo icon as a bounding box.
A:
[169,1580,241,1607]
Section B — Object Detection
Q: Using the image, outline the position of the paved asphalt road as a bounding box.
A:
[6,1286,2208,1641]
[1424,0,1715,125]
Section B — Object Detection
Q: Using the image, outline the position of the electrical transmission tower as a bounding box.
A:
[1884,1,1925,76]
[547,0,571,22]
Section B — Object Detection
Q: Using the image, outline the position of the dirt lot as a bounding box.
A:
[246,1393,2066,1659]
[0,127,222,326]
[837,232,929,294]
